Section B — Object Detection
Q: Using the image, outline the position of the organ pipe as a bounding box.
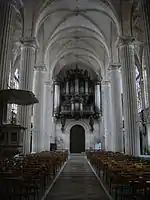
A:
[80,102,83,116]
[85,79,89,94]
[71,101,74,116]
[65,79,69,94]
[75,78,79,93]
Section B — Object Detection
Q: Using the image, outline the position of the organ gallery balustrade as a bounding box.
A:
[53,65,102,121]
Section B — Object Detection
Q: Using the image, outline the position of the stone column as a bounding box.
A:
[140,3,150,152]
[118,36,140,156]
[109,64,123,152]
[0,0,16,89]
[32,65,47,152]
[65,78,69,94]
[0,1,16,124]
[101,81,114,151]
[85,79,89,94]
[140,0,150,107]
[51,117,57,144]
[19,37,37,154]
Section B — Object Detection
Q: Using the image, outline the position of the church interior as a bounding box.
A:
[0,0,150,199]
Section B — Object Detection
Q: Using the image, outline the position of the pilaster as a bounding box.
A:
[32,65,47,152]
[0,0,16,89]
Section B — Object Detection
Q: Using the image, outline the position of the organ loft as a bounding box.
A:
[52,65,102,152]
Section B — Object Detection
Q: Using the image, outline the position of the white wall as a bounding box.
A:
[54,118,101,151]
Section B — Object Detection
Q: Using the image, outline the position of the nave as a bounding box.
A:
[1,150,150,200]
[44,154,109,200]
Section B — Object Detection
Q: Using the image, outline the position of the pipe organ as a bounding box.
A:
[53,65,102,120]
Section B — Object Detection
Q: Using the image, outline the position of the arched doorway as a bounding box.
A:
[70,125,85,153]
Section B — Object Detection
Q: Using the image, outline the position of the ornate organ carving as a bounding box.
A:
[53,65,102,120]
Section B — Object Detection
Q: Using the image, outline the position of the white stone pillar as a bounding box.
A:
[95,81,101,114]
[101,81,114,151]
[118,36,140,156]
[51,117,56,145]
[53,81,60,116]
[42,81,53,151]
[0,1,16,124]
[140,0,150,107]
[19,37,37,154]
[0,0,16,89]
[109,64,123,152]
[32,65,47,152]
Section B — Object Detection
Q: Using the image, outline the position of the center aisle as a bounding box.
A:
[45,154,109,200]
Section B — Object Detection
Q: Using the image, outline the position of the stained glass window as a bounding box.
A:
[12,68,19,114]
[136,66,142,113]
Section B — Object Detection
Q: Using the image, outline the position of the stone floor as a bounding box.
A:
[45,154,109,200]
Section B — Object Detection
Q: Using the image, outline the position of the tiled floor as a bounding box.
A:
[45,154,109,200]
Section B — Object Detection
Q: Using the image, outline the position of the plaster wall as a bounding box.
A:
[54,118,102,152]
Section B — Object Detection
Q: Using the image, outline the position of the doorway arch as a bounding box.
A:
[70,125,85,153]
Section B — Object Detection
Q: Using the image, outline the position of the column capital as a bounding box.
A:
[117,36,135,47]
[95,80,101,85]
[53,80,60,85]
[108,63,121,70]
[101,80,111,86]
[34,65,47,72]
[44,81,51,86]
[20,37,37,49]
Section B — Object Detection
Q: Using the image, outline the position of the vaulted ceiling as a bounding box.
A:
[35,0,120,80]
[12,0,142,80]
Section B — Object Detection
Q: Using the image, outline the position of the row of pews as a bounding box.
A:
[0,151,68,200]
[87,151,150,200]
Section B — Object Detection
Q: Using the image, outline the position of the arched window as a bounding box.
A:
[142,55,149,108]
[136,66,142,113]
[7,68,19,123]
[12,68,19,114]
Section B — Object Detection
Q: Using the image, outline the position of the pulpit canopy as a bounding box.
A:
[0,89,39,105]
